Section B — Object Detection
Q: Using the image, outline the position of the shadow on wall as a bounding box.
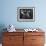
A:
[0,24,7,43]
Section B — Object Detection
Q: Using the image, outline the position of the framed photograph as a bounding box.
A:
[17,7,35,22]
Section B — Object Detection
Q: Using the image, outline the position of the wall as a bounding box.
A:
[0,0,46,29]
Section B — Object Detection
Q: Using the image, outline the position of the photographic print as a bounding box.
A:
[17,7,35,22]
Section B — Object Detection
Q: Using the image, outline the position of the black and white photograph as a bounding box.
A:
[17,7,35,22]
[20,9,33,19]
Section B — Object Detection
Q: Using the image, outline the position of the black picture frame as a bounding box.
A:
[17,7,35,22]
